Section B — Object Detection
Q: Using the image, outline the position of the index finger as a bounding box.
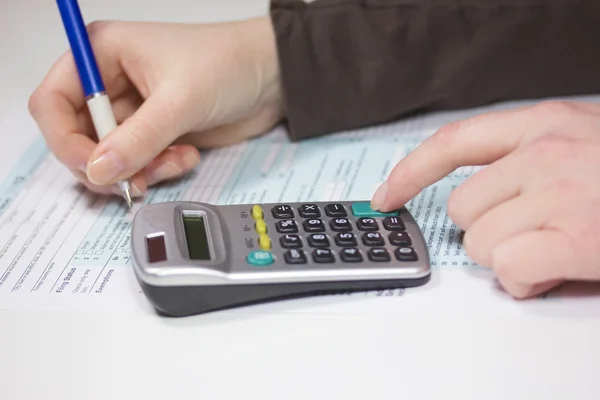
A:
[370,104,542,212]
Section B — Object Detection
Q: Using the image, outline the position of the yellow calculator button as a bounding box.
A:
[259,234,271,250]
[251,205,263,220]
[255,219,267,234]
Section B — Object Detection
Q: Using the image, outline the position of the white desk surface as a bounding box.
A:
[1,1,599,399]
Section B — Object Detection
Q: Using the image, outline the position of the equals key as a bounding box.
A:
[383,216,405,231]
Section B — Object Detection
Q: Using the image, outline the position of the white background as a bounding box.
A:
[1,1,600,399]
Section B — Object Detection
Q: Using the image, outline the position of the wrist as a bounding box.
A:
[240,16,284,120]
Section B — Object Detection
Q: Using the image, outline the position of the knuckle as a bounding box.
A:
[462,226,489,267]
[86,20,111,37]
[27,88,43,117]
[86,21,121,49]
[462,230,477,259]
[533,100,580,117]
[582,223,600,267]
[433,121,462,145]
[28,51,73,119]
[546,177,583,195]
[446,186,473,230]
[565,212,600,274]
[446,189,464,225]
[529,134,579,163]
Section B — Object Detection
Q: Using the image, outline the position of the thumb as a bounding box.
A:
[86,89,189,186]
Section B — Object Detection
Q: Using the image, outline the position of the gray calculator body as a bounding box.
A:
[131,200,431,316]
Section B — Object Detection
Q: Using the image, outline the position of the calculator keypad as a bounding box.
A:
[335,233,357,247]
[395,247,417,261]
[307,234,330,248]
[356,218,379,231]
[272,205,294,219]
[280,234,302,248]
[284,249,307,264]
[276,220,298,233]
[324,204,347,217]
[383,216,405,231]
[246,202,418,268]
[362,232,385,246]
[303,219,326,232]
[313,248,335,263]
[330,218,352,232]
[298,204,320,218]
[340,248,362,262]
[389,231,411,246]
[368,248,391,262]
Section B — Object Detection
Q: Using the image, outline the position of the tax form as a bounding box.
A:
[0,100,598,317]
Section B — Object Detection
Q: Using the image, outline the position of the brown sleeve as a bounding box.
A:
[269,0,600,141]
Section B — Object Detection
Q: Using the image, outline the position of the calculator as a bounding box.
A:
[130,200,431,316]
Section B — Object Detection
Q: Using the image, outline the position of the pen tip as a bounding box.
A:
[124,189,133,209]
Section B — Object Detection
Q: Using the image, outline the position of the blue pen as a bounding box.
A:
[56,0,133,208]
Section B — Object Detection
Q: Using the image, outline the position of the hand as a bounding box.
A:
[28,16,282,197]
[371,100,600,299]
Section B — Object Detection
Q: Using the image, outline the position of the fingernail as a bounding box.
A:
[130,182,144,197]
[87,151,125,185]
[148,162,182,185]
[371,181,388,210]
[182,151,200,169]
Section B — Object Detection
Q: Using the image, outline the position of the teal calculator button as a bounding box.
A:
[351,202,399,217]
[246,250,274,266]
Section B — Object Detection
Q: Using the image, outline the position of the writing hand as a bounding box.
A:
[28,17,282,197]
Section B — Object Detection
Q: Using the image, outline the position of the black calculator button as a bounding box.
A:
[388,232,411,246]
[383,216,405,231]
[340,248,362,263]
[362,232,385,246]
[280,234,302,248]
[276,220,298,233]
[272,205,294,219]
[330,218,352,232]
[324,204,347,217]
[395,247,418,261]
[335,232,357,247]
[285,249,307,264]
[356,218,379,231]
[308,234,330,247]
[368,248,391,262]
[298,204,320,218]
[303,218,326,232]
[312,248,335,263]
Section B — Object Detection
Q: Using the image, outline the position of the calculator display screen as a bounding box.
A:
[182,213,211,260]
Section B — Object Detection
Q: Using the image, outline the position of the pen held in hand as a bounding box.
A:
[55,0,133,208]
